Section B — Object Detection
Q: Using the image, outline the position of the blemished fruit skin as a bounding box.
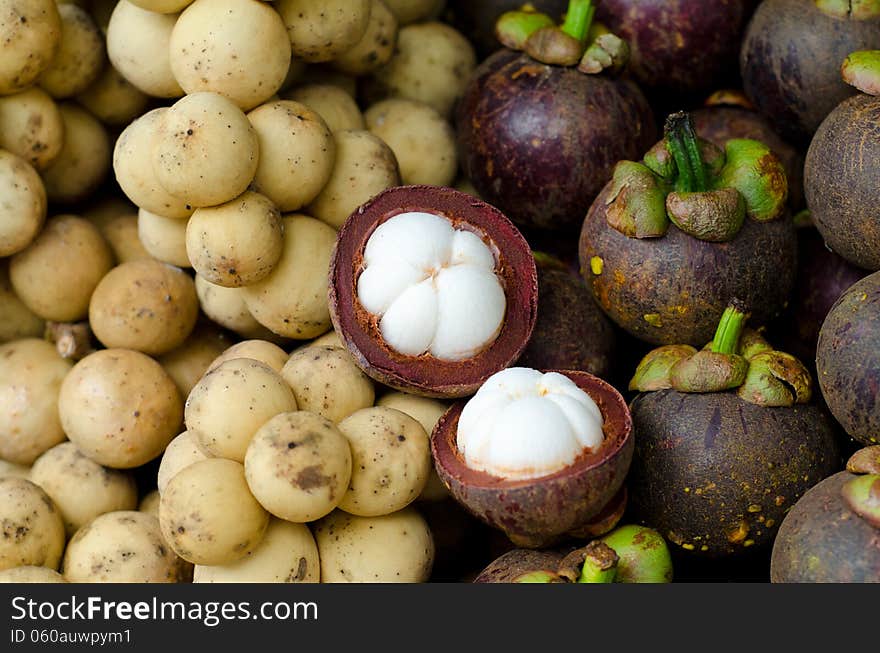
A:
[740,0,880,146]
[473,549,564,583]
[456,49,657,232]
[627,390,841,559]
[771,471,880,583]
[816,271,880,447]
[805,95,880,271]
[579,183,798,347]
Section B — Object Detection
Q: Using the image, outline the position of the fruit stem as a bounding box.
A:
[561,0,595,43]
[664,112,709,193]
[576,541,618,583]
[710,302,749,355]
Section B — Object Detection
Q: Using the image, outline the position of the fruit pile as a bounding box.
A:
[1,0,878,584]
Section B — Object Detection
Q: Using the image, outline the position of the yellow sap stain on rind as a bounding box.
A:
[590,256,604,275]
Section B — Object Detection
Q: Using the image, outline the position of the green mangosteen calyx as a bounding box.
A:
[841,474,880,529]
[841,50,880,96]
[630,301,812,407]
[495,0,629,74]
[606,112,788,241]
[815,0,880,20]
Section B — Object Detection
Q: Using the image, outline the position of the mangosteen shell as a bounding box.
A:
[517,258,617,378]
[805,94,880,271]
[740,0,880,146]
[692,106,804,211]
[596,0,748,94]
[579,182,798,346]
[473,549,565,583]
[816,271,880,447]
[328,184,538,399]
[431,370,634,549]
[771,471,880,582]
[627,389,841,559]
[456,49,657,232]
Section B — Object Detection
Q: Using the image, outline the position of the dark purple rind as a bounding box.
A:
[456,49,657,232]
[579,182,798,346]
[776,226,866,365]
[473,549,565,583]
[740,0,880,146]
[805,95,880,271]
[596,0,748,94]
[328,185,538,399]
[692,106,804,210]
[628,390,841,559]
[431,370,634,548]
[770,471,880,583]
[816,271,880,446]
[517,258,616,378]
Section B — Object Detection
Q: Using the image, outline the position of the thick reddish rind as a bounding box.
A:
[473,549,565,583]
[328,184,538,398]
[431,370,634,548]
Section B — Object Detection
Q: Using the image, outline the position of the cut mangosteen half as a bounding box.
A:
[431,367,633,548]
[329,185,538,398]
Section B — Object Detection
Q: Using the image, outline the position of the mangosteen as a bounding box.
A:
[816,270,880,447]
[456,0,657,232]
[805,51,880,271]
[692,96,805,210]
[431,366,633,548]
[328,184,538,399]
[580,111,796,346]
[517,252,616,378]
[775,219,866,365]
[445,0,570,60]
[770,447,880,582]
[740,0,880,146]
[474,524,673,583]
[627,303,842,559]
[595,0,750,96]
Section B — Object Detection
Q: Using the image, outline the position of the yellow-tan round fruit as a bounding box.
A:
[37,3,103,99]
[280,345,374,423]
[336,406,430,516]
[333,0,398,76]
[0,478,65,571]
[244,411,352,522]
[169,0,291,111]
[156,431,207,494]
[41,103,110,204]
[89,259,198,356]
[276,0,370,63]
[30,442,138,536]
[0,566,66,582]
[62,511,188,582]
[193,518,319,583]
[286,83,364,133]
[185,358,297,462]
[195,276,279,340]
[100,214,151,263]
[76,63,150,126]
[313,508,434,582]
[185,191,282,287]
[58,348,183,468]
[0,87,64,170]
[137,208,190,268]
[0,262,43,342]
[0,0,61,95]
[205,339,289,375]
[0,338,71,465]
[0,149,46,257]
[159,458,269,565]
[9,214,113,322]
[241,214,336,339]
[156,326,231,399]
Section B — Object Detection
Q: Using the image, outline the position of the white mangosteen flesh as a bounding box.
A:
[357,211,506,361]
[455,368,605,481]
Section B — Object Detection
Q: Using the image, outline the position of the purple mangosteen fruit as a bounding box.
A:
[816,270,880,447]
[626,303,842,559]
[805,51,880,271]
[579,111,796,346]
[770,447,880,582]
[456,0,657,232]
[740,0,880,146]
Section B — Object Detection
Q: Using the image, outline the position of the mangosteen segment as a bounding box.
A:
[431,369,633,548]
[842,50,880,96]
[329,185,538,399]
[456,368,605,481]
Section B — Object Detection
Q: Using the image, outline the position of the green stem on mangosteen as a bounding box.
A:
[495,9,557,51]
[561,0,595,43]
[577,557,617,584]
[664,112,709,193]
[710,302,748,355]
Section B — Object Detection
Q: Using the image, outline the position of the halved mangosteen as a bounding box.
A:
[328,185,538,398]
[431,367,633,548]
